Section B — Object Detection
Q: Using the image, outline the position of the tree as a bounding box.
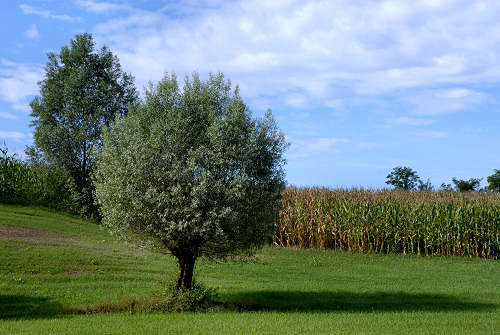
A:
[29,33,137,215]
[417,178,433,191]
[385,166,420,190]
[93,73,288,290]
[440,183,453,191]
[452,177,482,192]
[487,169,500,192]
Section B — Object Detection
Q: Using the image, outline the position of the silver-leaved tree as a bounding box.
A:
[93,73,288,289]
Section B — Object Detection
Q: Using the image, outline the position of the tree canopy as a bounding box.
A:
[385,166,420,190]
[93,73,288,289]
[30,33,137,214]
[452,178,482,192]
[417,178,433,191]
[487,169,500,192]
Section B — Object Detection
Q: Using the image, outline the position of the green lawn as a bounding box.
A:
[0,203,498,334]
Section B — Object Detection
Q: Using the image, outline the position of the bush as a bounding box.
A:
[158,279,219,312]
[69,279,219,315]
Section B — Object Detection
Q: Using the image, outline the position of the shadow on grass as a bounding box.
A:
[0,295,63,319]
[225,290,498,313]
[2,291,497,318]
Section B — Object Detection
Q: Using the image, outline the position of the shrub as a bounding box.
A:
[158,279,219,312]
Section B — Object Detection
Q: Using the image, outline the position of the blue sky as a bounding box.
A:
[1,0,499,188]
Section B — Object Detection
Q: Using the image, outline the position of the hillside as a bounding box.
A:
[0,204,499,334]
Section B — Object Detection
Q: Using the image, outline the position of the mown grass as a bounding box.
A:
[0,203,499,334]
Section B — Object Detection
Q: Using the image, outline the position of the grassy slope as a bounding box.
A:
[0,203,498,334]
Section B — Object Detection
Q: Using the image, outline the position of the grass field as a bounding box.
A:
[0,203,498,334]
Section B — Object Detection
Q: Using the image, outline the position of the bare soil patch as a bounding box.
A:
[0,225,65,242]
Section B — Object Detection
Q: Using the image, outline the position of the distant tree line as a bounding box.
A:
[386,166,500,192]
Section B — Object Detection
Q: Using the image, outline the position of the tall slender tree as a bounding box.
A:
[30,33,137,214]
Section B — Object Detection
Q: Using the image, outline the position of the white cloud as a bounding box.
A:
[287,137,379,159]
[358,142,378,150]
[88,0,500,107]
[76,0,131,14]
[24,24,40,39]
[434,88,475,99]
[416,130,448,138]
[288,137,350,159]
[19,4,81,22]
[285,93,309,108]
[406,88,484,115]
[0,59,43,115]
[462,127,483,134]
[392,117,435,126]
[158,0,229,17]
[0,131,32,143]
[0,112,18,120]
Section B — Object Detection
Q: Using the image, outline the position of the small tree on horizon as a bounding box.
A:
[417,178,433,191]
[93,73,288,290]
[440,183,453,191]
[386,166,420,190]
[452,177,482,192]
[487,169,500,192]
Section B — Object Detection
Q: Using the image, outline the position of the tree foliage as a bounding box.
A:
[452,178,482,192]
[29,33,137,215]
[417,178,434,191]
[385,166,420,190]
[487,169,500,192]
[93,73,288,289]
[440,183,453,191]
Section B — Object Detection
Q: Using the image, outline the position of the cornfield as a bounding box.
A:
[275,187,500,259]
[0,147,76,212]
[0,147,40,202]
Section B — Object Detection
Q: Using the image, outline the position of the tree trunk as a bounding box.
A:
[82,139,87,180]
[176,253,196,290]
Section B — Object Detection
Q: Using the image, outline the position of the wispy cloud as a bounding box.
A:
[159,0,227,17]
[24,24,40,39]
[406,88,484,115]
[0,131,32,143]
[416,130,448,138]
[19,4,81,22]
[76,0,131,14]
[288,137,351,159]
[0,59,43,114]
[358,142,378,150]
[285,93,309,109]
[392,117,435,126]
[0,112,18,120]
